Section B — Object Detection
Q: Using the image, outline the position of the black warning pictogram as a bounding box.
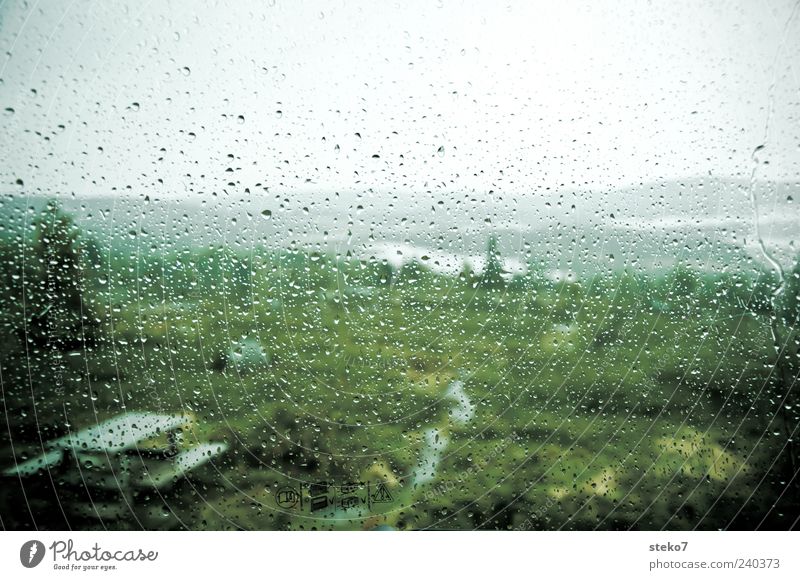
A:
[371,482,393,503]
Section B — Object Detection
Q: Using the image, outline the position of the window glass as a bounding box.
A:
[0,0,798,530]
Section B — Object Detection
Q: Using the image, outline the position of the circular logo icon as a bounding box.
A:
[20,540,46,568]
[275,486,300,508]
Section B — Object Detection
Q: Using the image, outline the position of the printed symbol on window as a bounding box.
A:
[371,482,393,503]
[275,486,301,509]
[339,495,361,510]
[310,496,330,512]
[338,481,367,510]
[309,481,333,512]
[339,481,364,495]
[309,481,330,496]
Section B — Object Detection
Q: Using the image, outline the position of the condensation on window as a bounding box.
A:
[0,0,798,531]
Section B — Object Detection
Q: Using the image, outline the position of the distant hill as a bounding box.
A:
[1,177,797,277]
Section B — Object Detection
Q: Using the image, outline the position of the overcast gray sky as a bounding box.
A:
[1,0,799,200]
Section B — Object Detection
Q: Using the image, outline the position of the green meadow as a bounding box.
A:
[1,203,798,530]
